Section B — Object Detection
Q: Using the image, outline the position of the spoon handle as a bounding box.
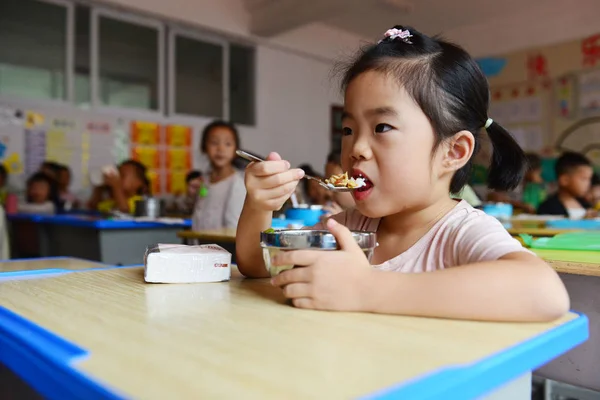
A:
[236,150,265,163]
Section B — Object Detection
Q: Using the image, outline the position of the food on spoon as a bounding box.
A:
[325,172,365,189]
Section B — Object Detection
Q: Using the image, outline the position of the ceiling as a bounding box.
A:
[244,0,600,57]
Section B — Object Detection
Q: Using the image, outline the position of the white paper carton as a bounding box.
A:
[144,243,231,283]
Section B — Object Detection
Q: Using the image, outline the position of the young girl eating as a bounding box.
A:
[236,26,569,322]
[87,160,149,214]
[192,120,246,230]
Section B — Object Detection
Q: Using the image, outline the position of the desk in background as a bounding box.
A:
[0,266,588,399]
[8,214,191,265]
[531,248,600,391]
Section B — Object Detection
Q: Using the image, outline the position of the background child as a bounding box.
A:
[537,152,594,218]
[169,170,203,216]
[87,160,149,214]
[192,120,245,230]
[57,164,80,210]
[0,164,8,206]
[522,153,546,211]
[18,172,57,214]
[298,164,331,206]
[585,172,600,211]
[236,25,567,322]
[39,161,61,181]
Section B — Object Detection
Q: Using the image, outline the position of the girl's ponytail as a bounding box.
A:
[485,119,526,191]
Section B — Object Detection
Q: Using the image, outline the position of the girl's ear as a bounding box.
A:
[441,130,475,173]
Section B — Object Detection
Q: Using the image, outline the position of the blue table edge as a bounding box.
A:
[0,257,121,280]
[0,289,589,400]
[8,213,191,229]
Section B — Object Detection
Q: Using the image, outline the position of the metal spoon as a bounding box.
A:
[235,150,357,192]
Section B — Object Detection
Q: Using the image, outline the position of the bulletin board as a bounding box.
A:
[0,96,217,198]
[0,102,124,196]
[488,80,553,153]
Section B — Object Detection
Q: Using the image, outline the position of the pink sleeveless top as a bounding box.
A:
[318,201,529,273]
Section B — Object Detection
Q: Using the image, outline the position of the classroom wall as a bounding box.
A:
[445,0,600,58]
[483,31,600,164]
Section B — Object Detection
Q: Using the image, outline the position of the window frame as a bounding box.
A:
[90,6,165,116]
[167,26,230,120]
[0,1,256,125]
[0,0,74,105]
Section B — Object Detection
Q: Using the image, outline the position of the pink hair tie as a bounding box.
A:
[378,28,413,44]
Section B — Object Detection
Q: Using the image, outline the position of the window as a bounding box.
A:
[0,0,68,101]
[172,34,224,118]
[75,4,91,106]
[94,10,163,111]
[0,1,255,123]
[229,44,255,125]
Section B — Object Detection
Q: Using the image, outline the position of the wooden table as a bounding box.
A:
[507,227,580,237]
[0,257,107,276]
[533,249,600,277]
[177,228,236,243]
[0,266,587,399]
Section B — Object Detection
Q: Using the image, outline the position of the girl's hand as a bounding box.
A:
[244,152,305,212]
[271,218,373,311]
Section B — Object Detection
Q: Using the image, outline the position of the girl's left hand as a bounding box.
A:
[271,218,373,311]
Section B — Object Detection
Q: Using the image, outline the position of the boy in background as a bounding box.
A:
[537,152,595,218]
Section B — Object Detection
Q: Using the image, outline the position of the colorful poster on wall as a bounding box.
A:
[146,169,161,195]
[556,75,577,118]
[25,111,44,129]
[24,128,46,175]
[579,68,600,117]
[131,121,160,145]
[45,129,73,162]
[132,146,161,170]
[166,125,191,147]
[166,148,191,170]
[167,170,187,195]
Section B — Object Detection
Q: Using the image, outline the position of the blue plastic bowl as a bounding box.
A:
[284,207,325,227]
[271,218,304,229]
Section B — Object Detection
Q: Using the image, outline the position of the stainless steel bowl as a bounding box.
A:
[260,229,377,276]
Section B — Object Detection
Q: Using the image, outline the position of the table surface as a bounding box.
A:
[0,266,587,399]
[533,249,600,277]
[177,228,237,242]
[0,257,107,274]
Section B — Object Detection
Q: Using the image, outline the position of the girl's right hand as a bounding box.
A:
[244,152,305,211]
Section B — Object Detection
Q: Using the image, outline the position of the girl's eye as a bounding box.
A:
[342,127,353,136]
[375,123,393,134]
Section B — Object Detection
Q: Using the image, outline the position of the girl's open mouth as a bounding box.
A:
[351,169,373,200]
